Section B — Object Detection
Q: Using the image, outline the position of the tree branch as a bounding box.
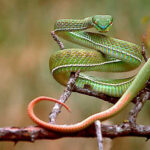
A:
[128,90,150,125]
[49,71,80,123]
[72,80,150,104]
[1,123,150,142]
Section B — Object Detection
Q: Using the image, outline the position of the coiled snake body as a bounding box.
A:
[28,15,150,133]
[50,15,142,97]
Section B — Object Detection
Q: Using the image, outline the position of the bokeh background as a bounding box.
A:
[0,0,150,150]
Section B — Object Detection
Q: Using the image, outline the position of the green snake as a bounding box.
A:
[27,15,150,133]
[49,15,142,97]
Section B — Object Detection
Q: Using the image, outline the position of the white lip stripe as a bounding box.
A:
[52,59,121,74]
[78,74,134,86]
[70,32,142,62]
[51,58,134,86]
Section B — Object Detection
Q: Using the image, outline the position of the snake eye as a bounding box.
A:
[109,21,112,25]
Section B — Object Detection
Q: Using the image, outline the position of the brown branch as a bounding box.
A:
[128,90,150,125]
[72,81,150,105]
[1,123,150,142]
[73,85,119,104]
[141,35,148,62]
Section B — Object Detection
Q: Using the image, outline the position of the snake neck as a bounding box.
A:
[54,17,93,31]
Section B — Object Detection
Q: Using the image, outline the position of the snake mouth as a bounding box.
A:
[93,22,113,33]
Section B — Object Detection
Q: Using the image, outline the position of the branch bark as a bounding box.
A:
[1,123,150,142]
[49,71,80,124]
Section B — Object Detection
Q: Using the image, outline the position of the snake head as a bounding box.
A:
[92,15,113,32]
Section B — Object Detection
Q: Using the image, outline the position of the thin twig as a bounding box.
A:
[141,33,148,62]
[128,90,150,125]
[95,121,103,150]
[51,31,64,50]
[49,71,80,124]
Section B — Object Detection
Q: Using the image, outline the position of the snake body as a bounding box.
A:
[27,15,150,133]
[50,15,142,97]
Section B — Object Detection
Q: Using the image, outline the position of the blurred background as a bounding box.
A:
[0,0,150,150]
